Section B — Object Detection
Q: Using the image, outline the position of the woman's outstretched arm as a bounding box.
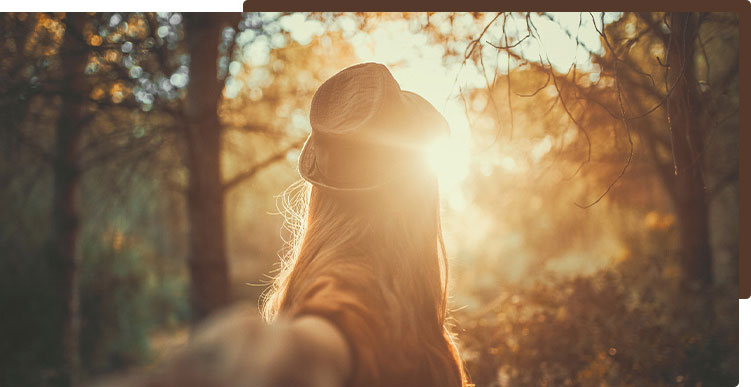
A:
[91,303,352,387]
[263,316,352,387]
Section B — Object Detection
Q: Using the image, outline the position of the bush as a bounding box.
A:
[456,252,737,387]
[79,229,189,378]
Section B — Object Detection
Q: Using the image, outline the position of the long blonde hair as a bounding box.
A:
[262,161,468,386]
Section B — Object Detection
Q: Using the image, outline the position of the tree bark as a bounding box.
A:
[665,12,713,290]
[49,12,89,387]
[183,13,231,323]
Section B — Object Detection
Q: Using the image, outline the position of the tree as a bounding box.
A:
[48,13,89,387]
[180,13,307,322]
[1,12,188,385]
[431,12,737,292]
[595,12,738,291]
[181,12,234,323]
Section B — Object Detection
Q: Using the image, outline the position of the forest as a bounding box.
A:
[0,12,739,387]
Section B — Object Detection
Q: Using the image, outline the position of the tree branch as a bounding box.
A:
[222,138,305,193]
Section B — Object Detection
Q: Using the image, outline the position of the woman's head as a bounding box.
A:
[297,62,451,191]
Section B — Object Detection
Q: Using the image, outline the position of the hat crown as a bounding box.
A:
[309,62,401,135]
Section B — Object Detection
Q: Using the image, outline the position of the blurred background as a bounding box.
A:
[0,12,738,387]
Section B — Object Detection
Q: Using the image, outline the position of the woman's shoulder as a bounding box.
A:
[282,255,390,386]
[288,260,380,313]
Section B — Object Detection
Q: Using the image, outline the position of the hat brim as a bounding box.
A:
[298,134,388,191]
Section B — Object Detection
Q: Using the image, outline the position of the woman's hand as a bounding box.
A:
[89,303,351,387]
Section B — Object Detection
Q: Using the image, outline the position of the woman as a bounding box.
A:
[101,62,467,387]
[262,62,468,387]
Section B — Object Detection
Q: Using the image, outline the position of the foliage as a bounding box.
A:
[457,245,737,387]
[0,129,189,385]
[77,166,190,377]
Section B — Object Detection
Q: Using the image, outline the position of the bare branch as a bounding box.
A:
[514,70,550,97]
[576,51,635,209]
[222,137,306,193]
[502,15,514,140]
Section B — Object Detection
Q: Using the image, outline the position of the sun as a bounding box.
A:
[423,136,470,196]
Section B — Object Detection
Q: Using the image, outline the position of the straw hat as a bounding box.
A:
[298,62,449,190]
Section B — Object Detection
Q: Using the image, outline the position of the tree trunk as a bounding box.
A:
[183,13,230,323]
[49,12,88,387]
[665,12,713,290]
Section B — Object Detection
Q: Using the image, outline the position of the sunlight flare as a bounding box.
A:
[424,137,470,194]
